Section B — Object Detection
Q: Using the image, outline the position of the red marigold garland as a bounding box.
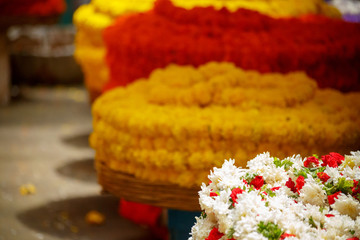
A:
[103,0,360,92]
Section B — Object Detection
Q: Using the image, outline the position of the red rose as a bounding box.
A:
[230,188,244,205]
[321,152,344,168]
[346,238,359,240]
[325,214,335,217]
[281,233,296,239]
[304,156,319,168]
[286,178,297,193]
[250,176,264,190]
[205,227,224,240]
[328,191,341,205]
[317,172,330,183]
[210,192,218,197]
[296,176,305,191]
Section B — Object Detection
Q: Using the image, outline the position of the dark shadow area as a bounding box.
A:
[62,132,91,149]
[56,158,97,183]
[17,195,157,240]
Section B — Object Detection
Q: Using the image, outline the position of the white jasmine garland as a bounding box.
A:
[190,151,360,240]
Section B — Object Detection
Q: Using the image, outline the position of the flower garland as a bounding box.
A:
[91,0,340,18]
[74,0,342,100]
[0,0,66,16]
[190,151,360,240]
[91,62,360,187]
[103,0,360,93]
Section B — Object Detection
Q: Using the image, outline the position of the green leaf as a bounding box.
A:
[257,221,283,240]
[308,216,317,228]
[227,227,235,239]
[273,157,293,170]
[264,188,276,197]
[337,177,354,195]
[200,211,207,219]
[323,177,354,195]
[294,167,309,178]
[245,172,256,183]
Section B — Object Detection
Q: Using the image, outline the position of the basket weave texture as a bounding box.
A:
[97,161,201,211]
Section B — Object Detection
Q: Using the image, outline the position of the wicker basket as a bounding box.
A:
[97,161,201,211]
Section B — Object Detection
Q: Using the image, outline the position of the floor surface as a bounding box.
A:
[0,86,157,240]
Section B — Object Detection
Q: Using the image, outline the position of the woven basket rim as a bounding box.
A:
[97,161,201,211]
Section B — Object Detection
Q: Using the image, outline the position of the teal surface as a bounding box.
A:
[168,209,200,240]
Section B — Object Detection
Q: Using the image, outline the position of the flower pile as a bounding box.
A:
[0,0,65,16]
[103,0,360,92]
[90,62,360,187]
[190,151,360,240]
[73,0,342,101]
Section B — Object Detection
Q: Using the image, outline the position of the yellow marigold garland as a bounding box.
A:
[91,62,360,187]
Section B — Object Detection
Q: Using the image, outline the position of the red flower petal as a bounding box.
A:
[210,192,218,197]
[230,188,244,205]
[285,178,297,193]
[317,172,330,183]
[281,233,296,239]
[271,186,281,191]
[205,227,224,240]
[304,156,319,168]
[296,176,305,191]
[321,153,344,168]
[250,175,264,190]
[328,191,341,205]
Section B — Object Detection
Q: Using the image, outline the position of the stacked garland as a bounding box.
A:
[73,0,341,100]
[103,0,360,92]
[73,1,154,100]
[91,0,340,18]
[0,0,65,16]
[190,151,360,239]
[90,62,360,188]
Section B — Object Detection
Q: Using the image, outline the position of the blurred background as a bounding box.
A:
[0,0,160,239]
